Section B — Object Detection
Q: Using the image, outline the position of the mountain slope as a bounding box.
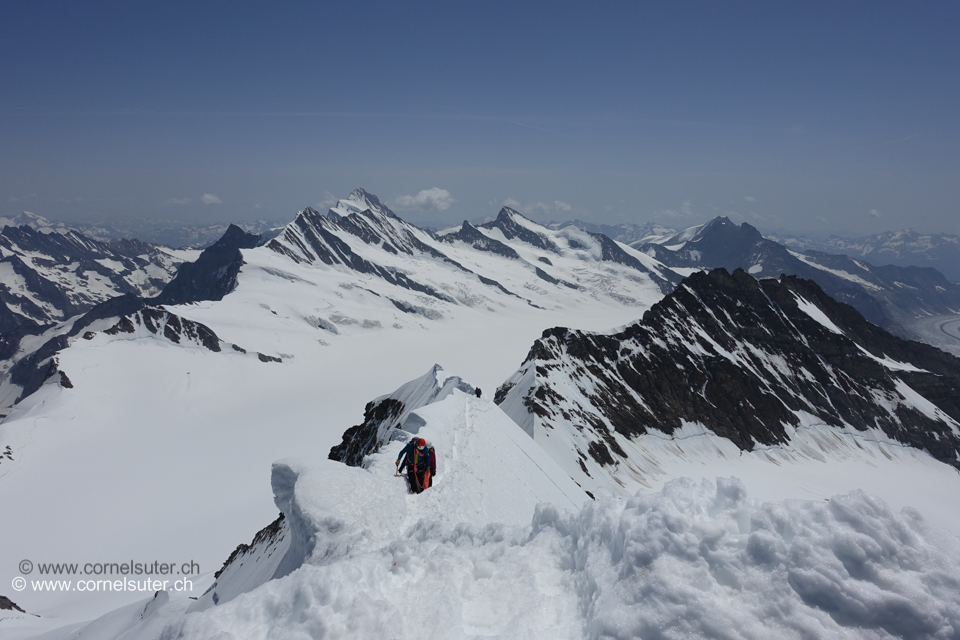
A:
[0,222,196,333]
[37,371,960,640]
[771,229,960,283]
[636,217,960,337]
[497,268,960,497]
[548,219,678,246]
[0,188,686,633]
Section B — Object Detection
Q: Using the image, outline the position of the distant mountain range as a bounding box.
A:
[0,211,286,249]
[538,218,960,285]
[4,188,960,636]
[3,195,958,417]
[546,219,677,246]
[632,217,960,339]
[817,231,960,282]
[0,189,680,418]
[0,222,198,334]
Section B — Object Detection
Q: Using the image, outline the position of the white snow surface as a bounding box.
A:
[37,469,960,639]
[5,194,960,638]
[794,293,845,335]
[789,251,883,292]
[0,197,673,635]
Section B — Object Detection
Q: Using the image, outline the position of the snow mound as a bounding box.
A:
[90,477,960,640]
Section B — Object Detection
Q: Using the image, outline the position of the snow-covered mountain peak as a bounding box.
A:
[328,187,397,221]
[678,216,761,247]
[497,267,960,497]
[0,210,62,234]
[479,207,562,254]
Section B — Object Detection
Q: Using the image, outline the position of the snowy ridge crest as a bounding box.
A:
[186,366,584,618]
[496,268,960,495]
[328,364,474,466]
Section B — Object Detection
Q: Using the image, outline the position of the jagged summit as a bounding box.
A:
[328,187,398,221]
[157,224,261,305]
[480,207,561,254]
[497,267,960,495]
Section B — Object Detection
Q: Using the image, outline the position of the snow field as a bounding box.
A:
[85,476,960,639]
[550,478,960,639]
[19,390,960,639]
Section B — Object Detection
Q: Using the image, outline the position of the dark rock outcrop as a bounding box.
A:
[103,306,223,352]
[328,397,406,467]
[157,225,261,305]
[215,513,286,579]
[328,364,475,467]
[0,595,26,613]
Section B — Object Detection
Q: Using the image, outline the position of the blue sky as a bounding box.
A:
[1,1,957,236]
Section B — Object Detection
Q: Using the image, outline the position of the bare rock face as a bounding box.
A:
[498,268,960,474]
[328,397,406,467]
[157,224,261,305]
[103,306,223,352]
[328,364,475,467]
[0,595,26,612]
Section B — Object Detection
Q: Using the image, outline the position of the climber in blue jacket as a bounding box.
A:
[396,437,435,493]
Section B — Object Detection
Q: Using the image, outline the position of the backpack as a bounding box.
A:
[412,446,431,471]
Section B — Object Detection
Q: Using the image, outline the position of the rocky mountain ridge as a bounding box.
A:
[0,222,196,334]
[634,217,960,339]
[496,267,960,495]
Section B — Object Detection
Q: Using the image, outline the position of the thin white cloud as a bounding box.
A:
[663,199,695,218]
[316,191,338,210]
[167,197,191,206]
[201,193,223,205]
[394,187,456,211]
[743,196,756,202]
[867,209,882,218]
[499,198,572,216]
